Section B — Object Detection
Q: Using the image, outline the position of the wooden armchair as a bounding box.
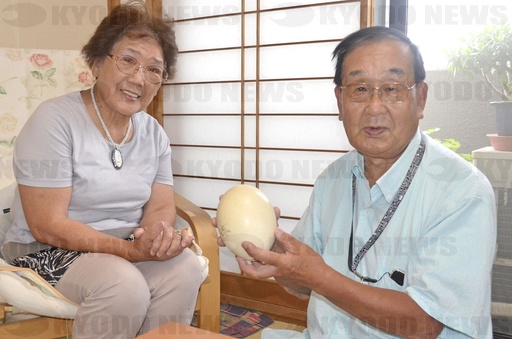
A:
[0,191,220,338]
[174,192,221,332]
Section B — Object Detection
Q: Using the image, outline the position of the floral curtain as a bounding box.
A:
[0,48,93,189]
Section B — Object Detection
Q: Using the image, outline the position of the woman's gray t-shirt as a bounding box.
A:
[5,91,173,244]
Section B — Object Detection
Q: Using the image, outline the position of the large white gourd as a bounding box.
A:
[217,185,277,260]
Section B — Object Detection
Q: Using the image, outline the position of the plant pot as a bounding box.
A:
[487,134,512,151]
[491,101,512,136]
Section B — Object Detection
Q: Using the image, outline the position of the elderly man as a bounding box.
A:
[218,26,497,338]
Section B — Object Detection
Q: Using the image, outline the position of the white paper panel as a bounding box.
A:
[165,80,338,115]
[243,48,257,80]
[173,176,238,210]
[254,81,308,109]
[260,41,338,79]
[258,80,339,114]
[276,218,300,236]
[260,3,360,44]
[174,17,241,51]
[243,82,258,114]
[259,183,313,219]
[260,0,343,10]
[163,0,241,20]
[243,116,257,148]
[164,83,242,114]
[243,82,280,111]
[172,50,241,83]
[242,149,257,181]
[244,13,257,46]
[164,116,241,146]
[259,115,350,150]
[172,147,242,179]
[258,150,343,185]
[244,1,257,12]
[173,148,343,184]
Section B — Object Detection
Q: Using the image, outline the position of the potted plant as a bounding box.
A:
[447,23,512,140]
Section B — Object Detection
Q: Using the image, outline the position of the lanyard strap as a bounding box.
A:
[348,134,426,278]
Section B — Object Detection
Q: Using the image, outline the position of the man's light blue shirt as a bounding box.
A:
[263,131,496,338]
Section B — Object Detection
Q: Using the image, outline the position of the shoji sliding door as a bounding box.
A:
[162,0,369,272]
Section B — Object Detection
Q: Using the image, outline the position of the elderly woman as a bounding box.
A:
[0,2,202,338]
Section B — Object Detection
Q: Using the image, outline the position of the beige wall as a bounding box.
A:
[0,0,107,50]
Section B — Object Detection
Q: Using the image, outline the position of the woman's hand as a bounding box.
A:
[134,183,194,261]
[132,221,194,260]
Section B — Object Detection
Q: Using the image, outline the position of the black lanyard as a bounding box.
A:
[348,134,426,282]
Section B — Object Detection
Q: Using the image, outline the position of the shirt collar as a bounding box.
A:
[351,130,422,203]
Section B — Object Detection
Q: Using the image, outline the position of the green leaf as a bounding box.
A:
[423,128,471,162]
[47,78,57,87]
[423,128,440,135]
[44,68,56,78]
[0,86,6,95]
[0,136,17,148]
[446,23,512,101]
[441,138,461,152]
[460,154,473,162]
[31,71,43,79]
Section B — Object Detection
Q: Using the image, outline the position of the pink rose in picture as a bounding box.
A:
[78,71,94,87]
[29,54,53,69]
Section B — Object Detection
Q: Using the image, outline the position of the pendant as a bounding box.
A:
[111,148,123,170]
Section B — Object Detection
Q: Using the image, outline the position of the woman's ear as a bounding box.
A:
[91,59,103,78]
[91,64,99,78]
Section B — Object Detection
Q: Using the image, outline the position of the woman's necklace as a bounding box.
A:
[90,85,132,170]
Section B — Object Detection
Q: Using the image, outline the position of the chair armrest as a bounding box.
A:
[173,192,220,332]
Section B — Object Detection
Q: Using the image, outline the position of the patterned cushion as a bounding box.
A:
[0,258,79,319]
[0,182,16,257]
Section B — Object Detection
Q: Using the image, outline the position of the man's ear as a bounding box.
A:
[415,82,428,120]
[334,85,344,121]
